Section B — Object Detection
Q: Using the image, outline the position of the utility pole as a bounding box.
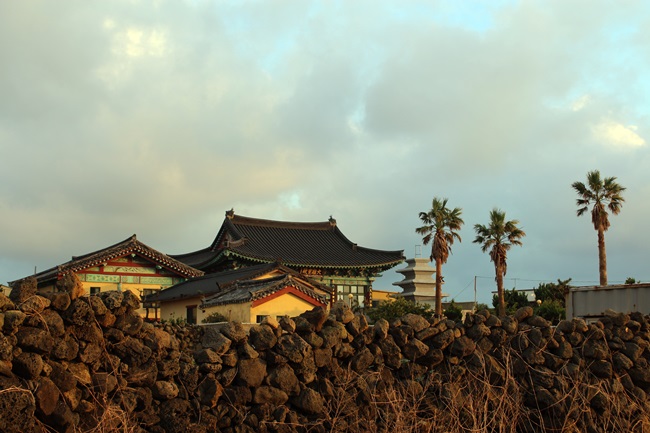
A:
[474,276,477,310]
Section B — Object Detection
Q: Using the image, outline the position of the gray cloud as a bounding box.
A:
[1,1,649,303]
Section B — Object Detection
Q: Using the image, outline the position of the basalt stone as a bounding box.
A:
[99,291,124,310]
[237,357,267,388]
[32,309,65,338]
[15,326,54,354]
[112,336,152,366]
[589,360,613,379]
[276,333,311,363]
[403,338,429,361]
[583,339,609,360]
[613,352,634,370]
[401,313,431,333]
[51,335,79,361]
[0,293,15,312]
[3,310,26,334]
[198,376,224,407]
[249,324,278,351]
[449,336,476,358]
[629,366,650,388]
[349,347,374,373]
[0,335,13,361]
[12,352,43,379]
[126,359,158,387]
[431,329,455,350]
[373,318,389,340]
[195,348,221,364]
[267,364,300,395]
[220,322,248,344]
[9,277,37,305]
[313,346,333,368]
[92,372,118,394]
[79,342,103,366]
[238,342,259,360]
[527,315,551,328]
[72,321,103,344]
[47,361,77,393]
[557,319,575,334]
[35,376,60,417]
[152,380,179,400]
[121,290,141,309]
[501,316,518,334]
[253,386,289,406]
[513,306,534,322]
[299,307,329,332]
[467,323,491,340]
[378,337,402,369]
[292,386,325,416]
[224,385,252,405]
[114,310,144,336]
[18,295,50,315]
[202,326,232,355]
[415,326,440,341]
[331,301,355,324]
[62,298,94,326]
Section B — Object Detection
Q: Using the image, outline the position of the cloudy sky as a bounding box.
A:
[1,1,649,304]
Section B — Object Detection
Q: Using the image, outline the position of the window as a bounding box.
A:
[90,287,101,295]
[256,315,268,323]
[336,284,366,308]
[186,305,197,325]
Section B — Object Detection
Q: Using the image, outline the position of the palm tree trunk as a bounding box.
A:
[496,263,505,317]
[598,228,607,286]
[435,259,443,317]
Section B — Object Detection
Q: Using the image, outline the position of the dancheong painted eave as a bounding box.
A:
[14,235,204,286]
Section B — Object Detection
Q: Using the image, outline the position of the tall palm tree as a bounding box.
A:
[416,197,464,317]
[572,170,625,286]
[473,209,526,317]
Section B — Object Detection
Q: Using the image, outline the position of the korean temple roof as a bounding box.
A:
[200,273,329,308]
[20,235,204,285]
[147,262,330,304]
[172,210,404,271]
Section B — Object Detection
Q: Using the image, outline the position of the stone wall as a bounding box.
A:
[1,285,650,432]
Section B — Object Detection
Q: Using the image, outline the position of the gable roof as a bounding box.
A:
[173,210,404,271]
[145,262,281,303]
[200,273,329,308]
[20,235,204,285]
[147,263,332,305]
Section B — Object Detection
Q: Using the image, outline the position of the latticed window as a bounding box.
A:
[336,285,366,307]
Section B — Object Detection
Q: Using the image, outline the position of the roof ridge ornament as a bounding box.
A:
[328,215,336,227]
[226,208,235,219]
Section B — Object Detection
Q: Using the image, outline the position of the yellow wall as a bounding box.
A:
[251,293,322,323]
[200,303,252,323]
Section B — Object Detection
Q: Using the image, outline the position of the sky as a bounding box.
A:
[1,0,649,305]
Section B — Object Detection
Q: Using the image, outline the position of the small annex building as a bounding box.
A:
[12,235,204,319]
[145,262,330,324]
[171,209,404,311]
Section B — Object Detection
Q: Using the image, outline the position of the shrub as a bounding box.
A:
[202,312,229,323]
[366,296,434,322]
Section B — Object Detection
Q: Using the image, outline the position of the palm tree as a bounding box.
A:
[416,197,464,317]
[473,209,526,317]
[572,170,625,286]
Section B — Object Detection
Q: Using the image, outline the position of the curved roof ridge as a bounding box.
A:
[231,214,333,230]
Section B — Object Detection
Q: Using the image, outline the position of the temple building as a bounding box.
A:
[15,235,204,319]
[172,209,404,310]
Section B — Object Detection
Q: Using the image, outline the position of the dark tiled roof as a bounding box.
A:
[146,262,281,303]
[200,273,329,308]
[173,211,404,271]
[19,235,204,285]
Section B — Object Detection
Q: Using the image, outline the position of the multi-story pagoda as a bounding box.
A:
[173,209,404,308]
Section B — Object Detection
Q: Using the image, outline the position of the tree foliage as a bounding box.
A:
[474,208,526,317]
[416,197,464,317]
[443,300,463,321]
[492,288,529,316]
[366,297,434,323]
[532,278,570,323]
[572,170,625,285]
